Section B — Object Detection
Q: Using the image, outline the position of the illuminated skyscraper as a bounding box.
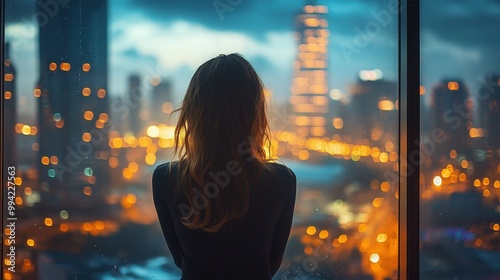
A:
[342,71,397,142]
[3,42,17,167]
[430,79,470,159]
[289,0,330,138]
[37,0,109,209]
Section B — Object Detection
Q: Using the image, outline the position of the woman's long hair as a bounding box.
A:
[172,53,274,233]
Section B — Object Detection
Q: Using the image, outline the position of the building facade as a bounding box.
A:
[4,42,17,167]
[289,1,330,138]
[37,0,110,209]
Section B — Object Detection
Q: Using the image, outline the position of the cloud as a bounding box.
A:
[111,19,295,72]
[119,0,298,38]
[421,31,481,63]
[109,18,296,101]
[5,22,38,47]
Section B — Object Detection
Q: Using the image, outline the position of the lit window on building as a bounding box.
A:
[82,63,91,72]
[60,62,71,71]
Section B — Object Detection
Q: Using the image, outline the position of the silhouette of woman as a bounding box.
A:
[152,53,296,280]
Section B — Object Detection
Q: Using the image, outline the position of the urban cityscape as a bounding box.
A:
[3,0,500,279]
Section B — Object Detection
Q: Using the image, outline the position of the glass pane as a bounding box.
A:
[3,0,399,279]
[420,1,500,279]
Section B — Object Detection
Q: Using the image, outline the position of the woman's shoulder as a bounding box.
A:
[154,160,179,173]
[267,161,295,176]
[264,162,296,187]
[152,161,180,189]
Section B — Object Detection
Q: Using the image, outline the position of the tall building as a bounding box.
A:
[430,79,470,159]
[151,79,173,124]
[37,0,109,209]
[476,73,500,166]
[289,0,330,138]
[342,71,397,142]
[128,74,142,135]
[3,42,17,167]
[479,74,500,150]
[110,95,128,134]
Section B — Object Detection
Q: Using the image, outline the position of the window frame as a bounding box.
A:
[398,0,420,279]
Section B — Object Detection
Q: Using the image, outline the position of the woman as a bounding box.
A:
[152,53,296,280]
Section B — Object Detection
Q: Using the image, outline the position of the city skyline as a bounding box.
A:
[5,0,500,117]
[2,0,500,279]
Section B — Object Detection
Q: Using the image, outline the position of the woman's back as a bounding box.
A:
[152,53,296,279]
[153,161,296,279]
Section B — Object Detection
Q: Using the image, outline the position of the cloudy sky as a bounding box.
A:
[4,0,500,112]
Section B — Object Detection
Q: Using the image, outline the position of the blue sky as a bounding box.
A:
[4,0,500,112]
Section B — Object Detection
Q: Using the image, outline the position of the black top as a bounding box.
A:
[152,161,296,280]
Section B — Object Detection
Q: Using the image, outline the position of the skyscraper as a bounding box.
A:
[151,79,173,125]
[37,0,109,209]
[430,79,470,159]
[289,0,330,138]
[477,73,500,161]
[342,71,397,142]
[128,74,142,135]
[3,42,17,167]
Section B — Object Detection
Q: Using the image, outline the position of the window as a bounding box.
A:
[420,1,500,278]
[1,0,499,279]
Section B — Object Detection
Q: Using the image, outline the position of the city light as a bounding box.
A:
[359,69,383,81]
[433,176,442,187]
[376,233,387,243]
[44,218,53,227]
[60,62,71,71]
[26,239,35,247]
[60,210,69,219]
[420,85,426,95]
[49,62,57,71]
[338,234,348,244]
[60,224,69,232]
[147,125,160,138]
[318,230,329,239]
[97,89,106,98]
[82,87,91,96]
[447,81,459,90]
[306,226,316,235]
[378,100,395,111]
[3,1,499,279]
[369,253,380,263]
[83,186,92,196]
[82,63,91,72]
[4,73,14,81]
[84,111,94,120]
